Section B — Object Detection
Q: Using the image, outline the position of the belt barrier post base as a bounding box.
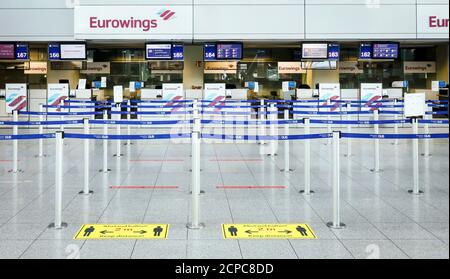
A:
[409,118,423,195]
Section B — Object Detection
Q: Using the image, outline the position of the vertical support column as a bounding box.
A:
[393,99,399,146]
[48,131,67,229]
[409,119,423,195]
[37,104,45,158]
[300,118,314,195]
[9,110,21,173]
[327,131,345,229]
[345,103,352,158]
[371,109,381,173]
[187,111,204,230]
[259,99,265,145]
[269,103,277,157]
[281,109,292,173]
[114,104,123,157]
[80,118,93,195]
[100,110,110,173]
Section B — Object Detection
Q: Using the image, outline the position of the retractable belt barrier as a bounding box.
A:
[64,133,191,140]
[0,133,56,140]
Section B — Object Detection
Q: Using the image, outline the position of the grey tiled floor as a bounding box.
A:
[0,126,448,259]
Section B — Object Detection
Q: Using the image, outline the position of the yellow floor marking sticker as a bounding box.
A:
[74,224,169,240]
[222,224,317,239]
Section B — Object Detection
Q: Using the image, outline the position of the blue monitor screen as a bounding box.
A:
[372,43,399,59]
[359,43,372,59]
[216,43,243,60]
[172,44,184,60]
[204,43,217,61]
[48,44,61,60]
[328,44,340,60]
[15,44,29,60]
[146,44,172,60]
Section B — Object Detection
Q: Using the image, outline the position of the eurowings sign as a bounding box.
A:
[74,6,192,40]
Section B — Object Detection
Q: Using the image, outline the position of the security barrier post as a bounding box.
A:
[187,111,204,230]
[37,104,45,157]
[327,131,345,229]
[114,104,123,157]
[259,99,265,145]
[326,99,332,145]
[80,118,93,195]
[48,131,67,229]
[100,110,110,173]
[422,105,432,157]
[409,119,423,195]
[371,109,381,173]
[300,118,314,195]
[60,99,65,132]
[126,100,132,146]
[345,103,352,157]
[393,99,399,146]
[281,109,292,173]
[9,110,21,173]
[269,103,277,156]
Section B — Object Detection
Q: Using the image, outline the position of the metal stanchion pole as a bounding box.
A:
[422,105,432,157]
[327,131,345,229]
[281,109,292,173]
[409,119,423,195]
[37,104,45,158]
[80,118,93,195]
[300,118,314,195]
[60,99,65,133]
[100,110,110,173]
[259,99,265,145]
[48,131,67,229]
[114,104,123,157]
[269,103,277,156]
[126,100,132,146]
[326,99,332,145]
[345,103,352,157]
[371,109,381,173]
[393,99,399,146]
[187,114,204,230]
[10,110,21,173]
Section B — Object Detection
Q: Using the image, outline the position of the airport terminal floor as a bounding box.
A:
[0,124,448,259]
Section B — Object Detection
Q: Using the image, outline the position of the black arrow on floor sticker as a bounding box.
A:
[278,230,292,234]
[133,230,147,234]
[245,230,259,235]
[100,230,114,235]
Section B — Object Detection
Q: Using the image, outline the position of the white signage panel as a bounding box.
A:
[5,84,27,113]
[361,83,383,111]
[24,62,48,75]
[417,5,449,38]
[113,86,124,103]
[204,61,238,74]
[78,79,87,90]
[319,83,340,112]
[204,83,226,101]
[404,62,436,74]
[47,84,69,112]
[404,93,426,118]
[74,6,193,40]
[141,89,162,99]
[162,83,184,101]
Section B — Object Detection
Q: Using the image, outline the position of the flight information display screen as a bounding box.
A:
[359,43,373,59]
[15,43,29,60]
[48,44,61,60]
[172,44,184,61]
[204,43,217,61]
[216,43,243,60]
[146,44,172,60]
[302,43,328,59]
[372,43,399,59]
[328,44,340,60]
[0,43,15,59]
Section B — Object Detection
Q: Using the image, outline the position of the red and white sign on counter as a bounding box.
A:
[74,6,192,40]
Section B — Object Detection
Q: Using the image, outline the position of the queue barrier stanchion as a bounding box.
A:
[259,99,266,145]
[114,104,123,157]
[9,110,22,173]
[60,99,65,133]
[326,99,332,145]
[126,100,132,146]
[48,131,67,230]
[100,110,111,173]
[393,99,399,146]
[327,131,345,229]
[409,119,424,195]
[281,109,292,173]
[269,103,277,157]
[422,106,432,157]
[371,109,382,173]
[187,112,204,230]
[80,118,93,195]
[37,104,45,158]
[345,103,352,158]
[300,118,314,195]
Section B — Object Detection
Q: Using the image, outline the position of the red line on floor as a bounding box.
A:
[110,186,179,189]
[217,186,286,189]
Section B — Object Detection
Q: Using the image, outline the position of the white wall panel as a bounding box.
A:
[78,0,192,5]
[417,4,449,39]
[305,4,417,39]
[194,5,304,40]
[0,0,69,9]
